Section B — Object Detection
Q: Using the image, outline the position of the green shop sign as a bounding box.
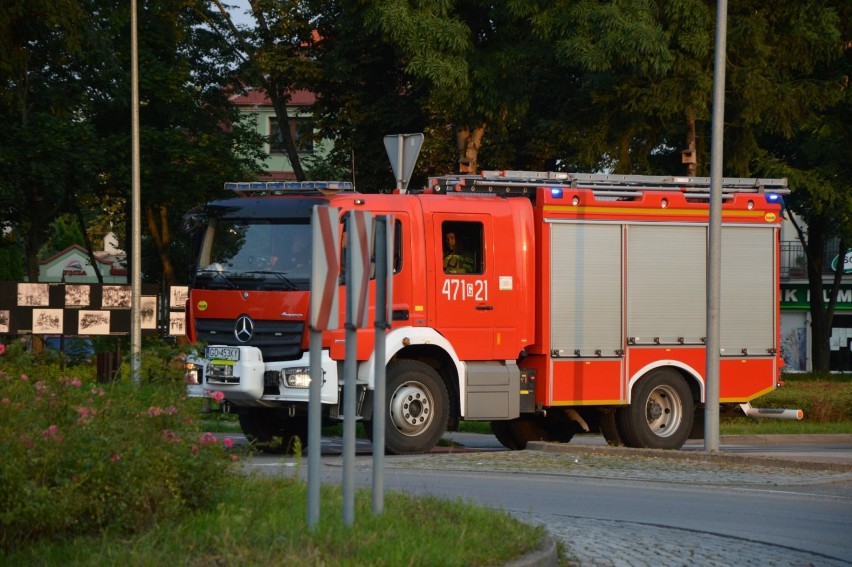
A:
[781,283,852,310]
[831,250,852,274]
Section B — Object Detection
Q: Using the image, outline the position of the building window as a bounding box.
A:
[269,117,314,154]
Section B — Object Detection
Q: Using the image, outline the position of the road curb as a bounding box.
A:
[713,433,852,445]
[505,534,558,567]
[526,440,852,473]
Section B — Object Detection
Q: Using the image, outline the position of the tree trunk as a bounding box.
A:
[145,204,176,289]
[456,124,486,174]
[685,116,697,176]
[266,76,306,181]
[71,195,103,283]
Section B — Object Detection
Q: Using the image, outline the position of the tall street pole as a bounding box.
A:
[705,0,728,452]
[130,0,142,385]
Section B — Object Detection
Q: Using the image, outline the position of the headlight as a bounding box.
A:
[284,367,312,389]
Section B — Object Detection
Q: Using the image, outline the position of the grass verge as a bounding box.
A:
[2,474,547,567]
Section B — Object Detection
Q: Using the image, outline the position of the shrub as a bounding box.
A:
[0,359,237,551]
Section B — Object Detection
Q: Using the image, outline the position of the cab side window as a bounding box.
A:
[442,222,483,274]
[339,218,403,282]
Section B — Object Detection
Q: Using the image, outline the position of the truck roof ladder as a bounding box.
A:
[427,170,789,200]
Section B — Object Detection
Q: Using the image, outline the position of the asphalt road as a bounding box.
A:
[238,432,852,566]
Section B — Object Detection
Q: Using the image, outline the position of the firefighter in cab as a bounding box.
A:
[443,230,473,274]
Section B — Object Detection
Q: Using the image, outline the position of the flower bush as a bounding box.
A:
[0,356,237,551]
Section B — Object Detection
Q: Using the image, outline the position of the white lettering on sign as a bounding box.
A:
[784,289,799,303]
[442,278,488,302]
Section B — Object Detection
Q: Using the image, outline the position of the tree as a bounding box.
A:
[81,0,266,287]
[0,0,105,281]
[742,0,851,372]
[363,1,548,175]
[211,0,322,181]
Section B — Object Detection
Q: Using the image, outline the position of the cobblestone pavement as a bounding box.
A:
[533,514,850,567]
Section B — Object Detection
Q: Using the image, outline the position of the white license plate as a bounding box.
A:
[206,346,240,361]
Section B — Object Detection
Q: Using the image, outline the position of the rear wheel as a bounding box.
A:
[599,409,625,447]
[617,369,694,449]
[239,409,307,454]
[491,417,547,450]
[377,360,449,455]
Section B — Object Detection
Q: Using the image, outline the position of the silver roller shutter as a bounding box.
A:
[550,222,622,356]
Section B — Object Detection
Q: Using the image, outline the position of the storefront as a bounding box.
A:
[780,283,852,372]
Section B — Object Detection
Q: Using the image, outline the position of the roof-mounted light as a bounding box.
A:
[224,181,353,194]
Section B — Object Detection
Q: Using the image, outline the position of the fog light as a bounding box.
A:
[285,367,312,389]
[185,363,202,385]
[207,362,234,378]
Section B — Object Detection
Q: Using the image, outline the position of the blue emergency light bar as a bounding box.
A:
[224,181,354,193]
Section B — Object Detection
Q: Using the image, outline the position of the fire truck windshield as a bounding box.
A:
[194,219,312,290]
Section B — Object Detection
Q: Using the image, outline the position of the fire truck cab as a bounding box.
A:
[185,172,788,454]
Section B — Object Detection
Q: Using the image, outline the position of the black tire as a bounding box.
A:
[490,417,547,450]
[616,369,694,450]
[379,360,449,455]
[599,409,625,447]
[541,411,576,444]
[239,409,308,454]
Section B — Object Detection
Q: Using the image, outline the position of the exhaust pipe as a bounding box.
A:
[739,402,803,420]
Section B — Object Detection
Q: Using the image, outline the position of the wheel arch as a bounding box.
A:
[627,361,704,405]
[359,326,462,425]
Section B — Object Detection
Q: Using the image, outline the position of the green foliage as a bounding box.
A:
[761,373,852,423]
[0,359,237,551]
[4,476,546,566]
[0,241,24,281]
[40,213,86,258]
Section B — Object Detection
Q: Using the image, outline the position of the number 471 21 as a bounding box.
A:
[441,278,488,302]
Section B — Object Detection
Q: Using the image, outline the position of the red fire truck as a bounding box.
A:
[184,171,788,454]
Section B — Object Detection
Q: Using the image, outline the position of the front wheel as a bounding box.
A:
[616,369,694,450]
[238,409,307,454]
[378,360,449,455]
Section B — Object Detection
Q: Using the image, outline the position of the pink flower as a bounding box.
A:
[1,398,9,404]
[41,425,63,442]
[198,432,218,445]
[223,437,234,448]
[20,373,28,381]
[230,454,239,462]
[0,343,5,355]
[207,390,225,402]
[76,406,97,425]
[111,454,121,463]
[148,406,164,417]
[161,429,181,444]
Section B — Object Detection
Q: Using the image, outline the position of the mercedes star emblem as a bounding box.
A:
[234,315,254,343]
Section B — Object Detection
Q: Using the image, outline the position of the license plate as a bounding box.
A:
[206,346,240,361]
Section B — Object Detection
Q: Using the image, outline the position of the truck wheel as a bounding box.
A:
[239,410,307,454]
[491,418,547,450]
[381,360,449,455]
[599,409,625,447]
[617,369,694,449]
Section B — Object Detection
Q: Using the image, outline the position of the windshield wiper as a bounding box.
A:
[196,269,238,289]
[242,271,299,291]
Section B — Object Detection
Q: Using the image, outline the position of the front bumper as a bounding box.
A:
[186,346,339,406]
